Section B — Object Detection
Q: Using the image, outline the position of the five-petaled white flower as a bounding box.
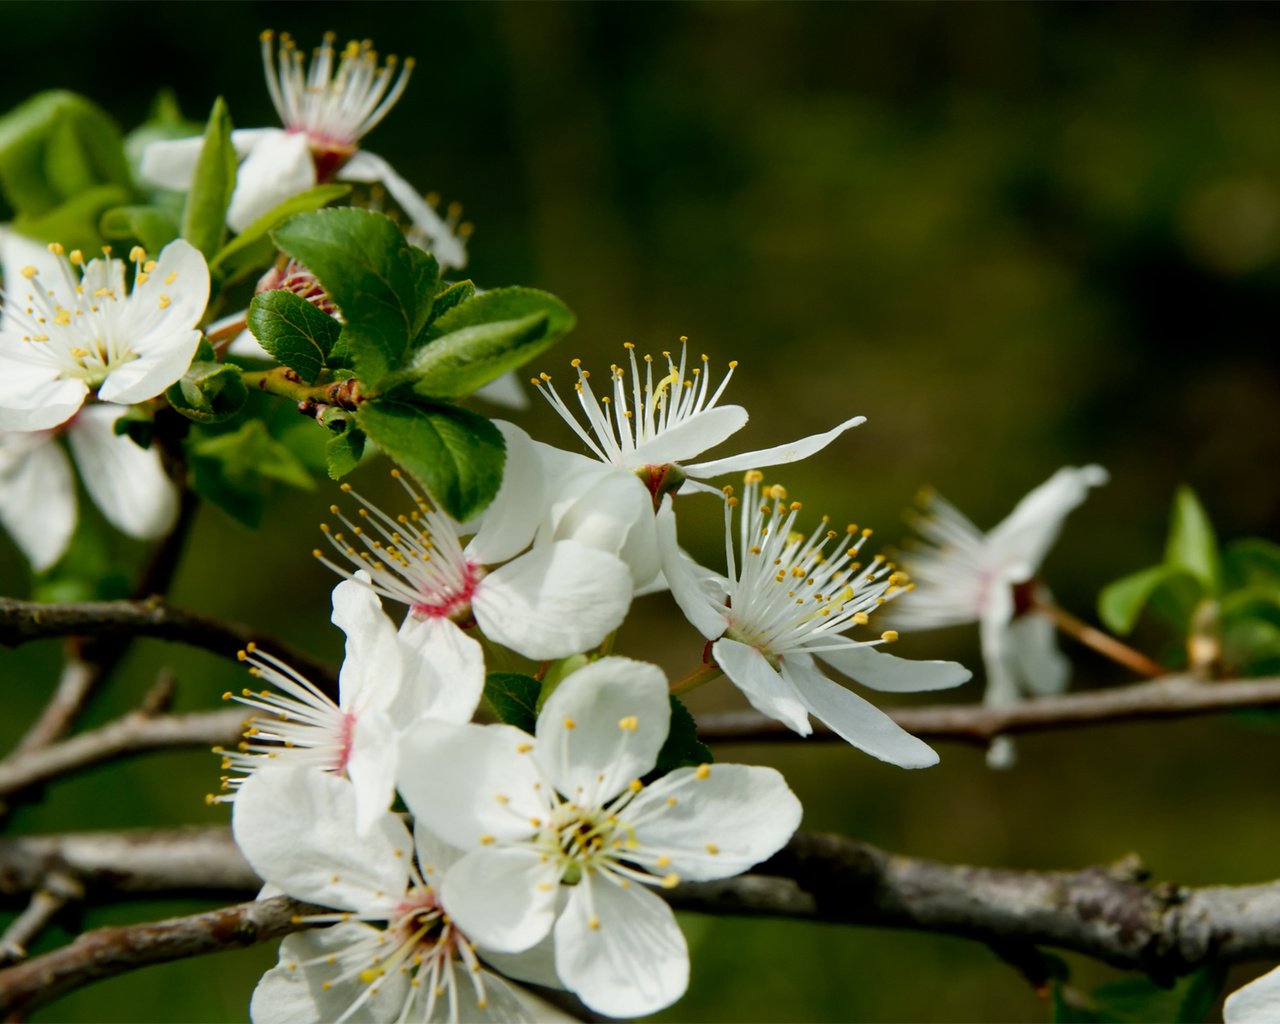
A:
[529,339,865,589]
[140,31,468,270]
[397,656,803,1019]
[315,425,633,667]
[233,767,549,1024]
[0,235,208,431]
[212,574,481,834]
[1225,964,1280,1023]
[0,407,177,572]
[891,465,1107,767]
[659,472,971,768]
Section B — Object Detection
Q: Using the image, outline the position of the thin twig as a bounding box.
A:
[0,871,82,965]
[0,597,338,697]
[0,896,321,1016]
[0,709,246,799]
[697,673,1280,745]
[1037,599,1167,679]
[8,654,97,758]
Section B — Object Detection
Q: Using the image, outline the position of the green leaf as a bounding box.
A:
[319,408,367,480]
[187,420,314,527]
[427,280,477,325]
[1098,564,1202,636]
[1091,965,1225,1023]
[165,361,248,423]
[395,287,576,399]
[111,408,155,449]
[208,183,351,284]
[484,673,542,734]
[1164,486,1223,596]
[0,91,131,217]
[1224,538,1280,591]
[180,97,236,260]
[273,209,435,387]
[247,290,341,384]
[12,183,132,252]
[99,203,180,252]
[356,397,504,521]
[653,695,714,776]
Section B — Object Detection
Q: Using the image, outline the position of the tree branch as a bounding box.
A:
[0,709,246,799]
[0,597,338,696]
[697,673,1280,746]
[0,895,320,1017]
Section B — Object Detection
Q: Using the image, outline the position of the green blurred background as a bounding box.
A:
[2,2,1280,1021]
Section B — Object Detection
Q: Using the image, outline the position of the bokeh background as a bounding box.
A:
[2,2,1280,1021]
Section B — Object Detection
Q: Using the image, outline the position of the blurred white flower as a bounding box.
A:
[659,472,970,768]
[398,656,803,1018]
[140,32,468,270]
[1225,964,1280,1023]
[892,465,1108,767]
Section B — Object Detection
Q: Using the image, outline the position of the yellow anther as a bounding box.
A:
[129,246,146,263]
[656,854,671,867]
[517,743,533,753]
[563,717,576,730]
[588,915,601,930]
[164,271,177,285]
[706,843,720,855]
[744,470,764,485]
[47,242,65,255]
[661,872,680,889]
[629,779,643,793]
[881,630,899,643]
[480,834,495,845]
[158,295,171,310]
[53,310,70,325]
[143,260,158,273]
[19,265,36,279]
[695,764,711,780]
[618,715,638,732]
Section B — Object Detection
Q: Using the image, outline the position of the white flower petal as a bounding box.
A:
[341,150,468,270]
[814,642,971,693]
[0,432,75,571]
[1006,608,1070,697]
[125,239,211,343]
[440,846,561,953]
[232,767,411,913]
[629,404,747,468]
[95,330,201,405]
[473,371,530,410]
[66,406,177,541]
[712,638,811,736]
[0,357,86,431]
[465,422,544,565]
[1225,963,1280,1023]
[346,709,400,837]
[783,654,940,768]
[398,721,545,849]
[227,130,317,234]
[631,763,801,881]
[554,874,688,1018]
[986,465,1108,579]
[656,496,731,640]
[684,414,866,478]
[474,542,632,660]
[137,136,204,191]
[534,657,669,803]
[413,821,466,880]
[250,925,409,1024]
[331,576,403,713]
[395,615,485,723]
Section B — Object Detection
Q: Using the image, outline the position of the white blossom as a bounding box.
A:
[233,767,547,1023]
[892,465,1107,767]
[659,472,970,768]
[1225,964,1280,1023]
[140,32,468,270]
[0,407,177,571]
[315,425,632,665]
[0,234,208,431]
[212,575,481,835]
[398,656,803,1018]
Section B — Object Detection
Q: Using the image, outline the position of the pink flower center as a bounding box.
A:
[335,711,358,772]
[411,561,481,621]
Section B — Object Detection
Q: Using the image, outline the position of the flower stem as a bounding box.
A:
[1034,601,1166,679]
[669,662,723,696]
[242,368,362,412]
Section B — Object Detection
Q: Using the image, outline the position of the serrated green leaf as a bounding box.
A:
[187,420,314,527]
[484,673,541,733]
[273,209,433,387]
[357,397,504,520]
[180,97,236,260]
[1224,538,1280,591]
[99,203,180,252]
[1098,564,1202,636]
[209,183,351,284]
[165,361,248,423]
[1165,486,1223,596]
[653,695,714,776]
[0,91,131,217]
[247,290,341,384]
[325,423,366,480]
[389,287,576,399]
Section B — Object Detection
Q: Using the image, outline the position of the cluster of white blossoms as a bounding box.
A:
[212,335,995,1020]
